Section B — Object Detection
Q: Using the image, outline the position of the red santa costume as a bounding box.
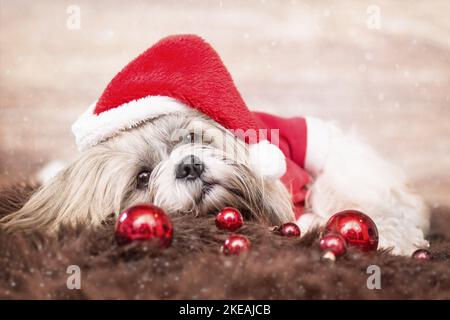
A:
[72,34,331,221]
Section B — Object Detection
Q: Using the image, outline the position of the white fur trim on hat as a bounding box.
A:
[249,140,286,179]
[72,96,188,151]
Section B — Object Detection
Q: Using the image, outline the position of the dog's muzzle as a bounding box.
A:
[175,155,205,180]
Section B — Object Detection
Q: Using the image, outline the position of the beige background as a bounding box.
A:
[0,0,449,208]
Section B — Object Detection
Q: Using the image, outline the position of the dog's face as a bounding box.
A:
[2,110,294,233]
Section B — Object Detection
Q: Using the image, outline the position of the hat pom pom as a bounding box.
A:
[249,140,286,179]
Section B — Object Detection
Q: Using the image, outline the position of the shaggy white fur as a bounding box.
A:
[298,118,429,255]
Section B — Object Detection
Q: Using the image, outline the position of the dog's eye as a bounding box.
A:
[185,131,213,145]
[136,170,151,189]
[186,132,199,143]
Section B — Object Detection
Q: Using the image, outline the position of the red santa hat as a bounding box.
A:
[72,34,286,179]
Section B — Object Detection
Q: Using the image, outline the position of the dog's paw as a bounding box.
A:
[377,224,429,256]
[380,239,430,256]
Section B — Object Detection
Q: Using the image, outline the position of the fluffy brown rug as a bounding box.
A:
[0,184,449,299]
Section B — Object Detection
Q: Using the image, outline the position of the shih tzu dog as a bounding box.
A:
[0,35,429,255]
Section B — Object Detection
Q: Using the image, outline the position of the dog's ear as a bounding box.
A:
[0,147,132,234]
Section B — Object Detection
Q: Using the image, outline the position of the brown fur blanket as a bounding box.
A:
[0,184,449,299]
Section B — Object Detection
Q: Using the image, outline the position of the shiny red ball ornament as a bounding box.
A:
[320,233,347,258]
[215,207,244,232]
[274,222,301,238]
[115,204,173,248]
[221,234,250,255]
[412,249,433,261]
[325,210,379,252]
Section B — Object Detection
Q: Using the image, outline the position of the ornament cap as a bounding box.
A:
[322,251,337,262]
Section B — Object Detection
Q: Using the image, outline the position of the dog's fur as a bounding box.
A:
[0,109,430,255]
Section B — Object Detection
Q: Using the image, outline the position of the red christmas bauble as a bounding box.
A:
[320,233,347,257]
[274,222,301,238]
[221,234,250,255]
[325,210,378,252]
[412,249,432,261]
[215,207,243,232]
[115,204,173,248]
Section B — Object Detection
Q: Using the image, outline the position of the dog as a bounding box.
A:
[0,35,429,255]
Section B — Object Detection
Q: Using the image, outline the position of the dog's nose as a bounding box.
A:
[175,155,204,180]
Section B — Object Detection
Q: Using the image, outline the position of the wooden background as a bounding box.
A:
[0,0,449,208]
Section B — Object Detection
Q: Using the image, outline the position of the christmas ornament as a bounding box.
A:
[319,233,347,258]
[324,210,378,252]
[221,234,250,255]
[115,204,173,248]
[215,207,244,232]
[412,249,432,261]
[273,222,301,238]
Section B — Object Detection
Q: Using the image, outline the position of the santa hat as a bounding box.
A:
[72,34,286,179]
